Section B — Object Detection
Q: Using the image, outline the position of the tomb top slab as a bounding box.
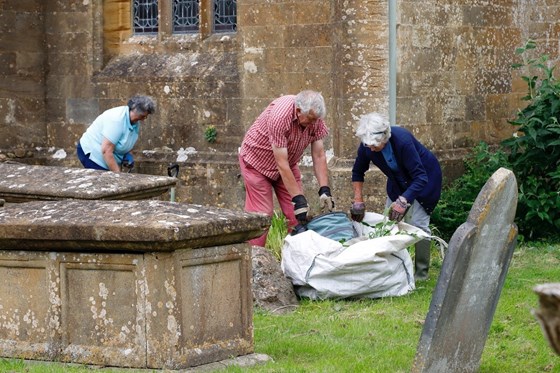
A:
[0,163,177,202]
[0,200,270,251]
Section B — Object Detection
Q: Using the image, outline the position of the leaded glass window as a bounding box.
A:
[131,0,237,36]
[133,0,159,34]
[173,0,199,33]
[213,0,236,33]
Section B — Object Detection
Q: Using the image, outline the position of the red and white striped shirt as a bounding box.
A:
[240,95,329,180]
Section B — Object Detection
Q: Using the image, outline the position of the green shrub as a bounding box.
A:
[502,40,560,239]
[431,142,509,242]
[432,40,560,242]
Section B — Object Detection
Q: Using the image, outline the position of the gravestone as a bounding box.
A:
[533,283,560,355]
[412,167,518,372]
[0,163,177,202]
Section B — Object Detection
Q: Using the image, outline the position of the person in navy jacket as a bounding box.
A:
[350,112,442,281]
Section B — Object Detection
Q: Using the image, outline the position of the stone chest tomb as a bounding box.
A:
[0,200,269,369]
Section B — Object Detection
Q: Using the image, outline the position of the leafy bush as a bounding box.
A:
[502,40,560,239]
[432,40,560,241]
[431,142,509,241]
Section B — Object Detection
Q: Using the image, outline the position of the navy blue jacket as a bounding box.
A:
[351,126,442,214]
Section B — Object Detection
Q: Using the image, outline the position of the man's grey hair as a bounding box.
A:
[295,90,326,118]
[355,112,392,147]
[128,95,156,114]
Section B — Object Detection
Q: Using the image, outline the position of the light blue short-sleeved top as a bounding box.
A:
[79,106,139,169]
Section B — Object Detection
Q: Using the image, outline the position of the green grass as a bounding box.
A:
[1,243,559,372]
[265,211,289,260]
[231,242,560,373]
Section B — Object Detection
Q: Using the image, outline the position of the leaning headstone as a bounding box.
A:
[412,167,518,372]
[533,283,560,355]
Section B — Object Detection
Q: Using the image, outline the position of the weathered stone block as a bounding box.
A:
[45,11,89,35]
[0,163,177,202]
[284,24,332,48]
[241,26,284,49]
[0,200,269,369]
[294,2,331,25]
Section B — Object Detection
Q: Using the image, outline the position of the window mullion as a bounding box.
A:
[199,0,212,39]
[160,0,173,38]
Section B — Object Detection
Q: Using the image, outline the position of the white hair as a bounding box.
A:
[355,112,391,147]
[295,90,326,118]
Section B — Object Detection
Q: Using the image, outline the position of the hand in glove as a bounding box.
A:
[388,196,409,222]
[350,202,366,222]
[122,152,135,171]
[292,194,309,224]
[318,186,335,213]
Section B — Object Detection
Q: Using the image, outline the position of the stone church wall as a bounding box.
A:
[0,0,558,213]
[0,1,46,154]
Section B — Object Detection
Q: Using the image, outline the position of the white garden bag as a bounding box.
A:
[281,212,430,300]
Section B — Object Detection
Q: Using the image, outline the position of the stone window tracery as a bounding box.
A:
[133,0,159,34]
[213,0,237,33]
[173,0,200,33]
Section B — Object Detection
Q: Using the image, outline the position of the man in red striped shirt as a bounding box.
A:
[239,90,335,247]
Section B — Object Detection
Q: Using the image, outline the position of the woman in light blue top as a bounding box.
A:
[77,95,155,172]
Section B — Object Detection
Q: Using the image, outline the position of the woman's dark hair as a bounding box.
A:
[128,95,156,114]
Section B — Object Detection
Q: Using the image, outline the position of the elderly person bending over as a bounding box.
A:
[350,112,442,281]
[239,90,335,247]
[77,95,155,172]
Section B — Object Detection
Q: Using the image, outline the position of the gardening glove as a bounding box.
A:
[122,152,134,172]
[350,202,366,222]
[292,194,309,224]
[388,196,410,222]
[318,186,335,213]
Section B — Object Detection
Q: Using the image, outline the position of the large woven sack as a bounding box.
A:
[282,212,429,299]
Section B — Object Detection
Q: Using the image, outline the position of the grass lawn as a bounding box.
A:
[1,242,559,372]
[232,242,560,373]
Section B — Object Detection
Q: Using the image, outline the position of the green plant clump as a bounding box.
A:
[265,212,289,260]
[204,125,217,143]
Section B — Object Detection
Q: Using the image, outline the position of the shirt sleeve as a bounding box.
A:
[351,144,371,182]
[397,139,429,203]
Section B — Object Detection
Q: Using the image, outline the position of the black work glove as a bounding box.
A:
[292,194,309,224]
[388,196,410,222]
[350,202,366,222]
[318,186,335,213]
